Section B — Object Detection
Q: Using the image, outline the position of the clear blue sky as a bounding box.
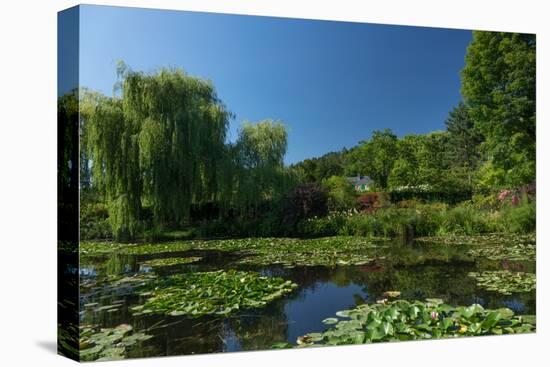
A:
[75,5,472,164]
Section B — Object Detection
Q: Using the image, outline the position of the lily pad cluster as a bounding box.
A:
[280,299,535,348]
[467,244,535,261]
[239,251,377,267]
[79,324,153,362]
[132,270,298,317]
[202,237,384,267]
[417,233,536,261]
[468,270,536,295]
[80,272,157,296]
[80,241,196,256]
[141,256,202,268]
[416,233,535,247]
[82,237,387,267]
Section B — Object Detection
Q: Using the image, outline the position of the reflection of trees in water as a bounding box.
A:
[105,254,139,275]
[133,314,226,356]
[227,301,289,351]
[338,258,535,315]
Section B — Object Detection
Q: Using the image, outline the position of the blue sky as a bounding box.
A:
[76,5,472,164]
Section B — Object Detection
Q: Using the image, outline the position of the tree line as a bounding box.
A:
[72,63,297,241]
[292,31,536,196]
[59,31,535,241]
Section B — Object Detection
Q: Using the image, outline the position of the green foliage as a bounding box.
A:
[233,120,294,216]
[323,176,357,211]
[84,90,142,241]
[468,271,536,295]
[467,240,536,261]
[340,206,442,237]
[445,102,483,187]
[497,200,536,233]
[79,324,153,362]
[436,203,495,235]
[346,129,398,189]
[133,270,297,317]
[141,256,202,268]
[124,65,231,226]
[293,200,535,238]
[80,203,112,240]
[462,32,536,187]
[83,64,295,241]
[195,236,383,267]
[290,299,535,347]
[296,211,350,237]
[292,151,346,183]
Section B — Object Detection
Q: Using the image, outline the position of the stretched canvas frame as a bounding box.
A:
[58,4,536,362]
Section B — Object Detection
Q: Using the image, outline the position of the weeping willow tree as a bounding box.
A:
[121,65,232,226]
[233,120,294,216]
[84,63,298,241]
[85,92,142,242]
[85,64,233,240]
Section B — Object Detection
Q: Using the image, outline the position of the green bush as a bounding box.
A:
[436,203,496,235]
[323,176,357,212]
[297,213,347,237]
[497,201,536,233]
[290,200,535,239]
[335,206,441,238]
[80,203,112,240]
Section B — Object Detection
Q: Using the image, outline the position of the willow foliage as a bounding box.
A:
[85,93,142,241]
[119,65,231,226]
[85,65,296,241]
[233,120,294,215]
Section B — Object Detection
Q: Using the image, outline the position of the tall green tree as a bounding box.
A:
[444,102,483,186]
[123,66,231,225]
[346,129,398,189]
[417,131,453,190]
[462,31,536,188]
[388,135,423,188]
[85,64,233,240]
[233,120,291,216]
[86,93,141,241]
[292,150,346,183]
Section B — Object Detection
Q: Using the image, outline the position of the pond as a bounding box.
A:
[77,236,536,360]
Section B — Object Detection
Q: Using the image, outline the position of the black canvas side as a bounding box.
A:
[57,5,80,362]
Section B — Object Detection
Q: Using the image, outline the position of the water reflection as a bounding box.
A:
[79,240,536,358]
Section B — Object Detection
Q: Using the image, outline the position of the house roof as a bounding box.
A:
[346,176,372,186]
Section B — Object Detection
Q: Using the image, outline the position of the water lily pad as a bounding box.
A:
[134,270,297,317]
[289,299,535,347]
[79,324,153,362]
[140,256,202,268]
[468,270,536,295]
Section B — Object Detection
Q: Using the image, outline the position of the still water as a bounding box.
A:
[79,242,536,358]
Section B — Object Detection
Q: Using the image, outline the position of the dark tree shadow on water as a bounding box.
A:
[36,340,57,355]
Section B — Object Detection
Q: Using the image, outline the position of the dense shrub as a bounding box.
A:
[324,176,357,211]
[389,187,471,204]
[289,199,535,239]
[281,183,329,231]
[80,203,112,240]
[470,193,500,211]
[357,193,379,212]
[296,211,351,237]
[436,203,495,235]
[397,199,421,208]
[497,201,536,234]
